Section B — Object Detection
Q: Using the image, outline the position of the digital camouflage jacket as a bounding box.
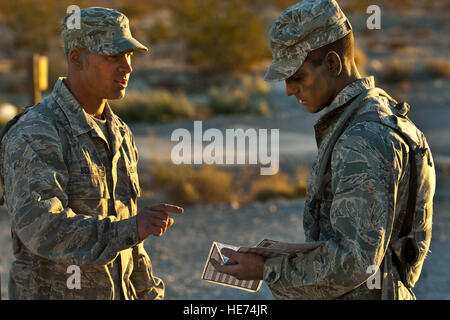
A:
[264,77,429,300]
[0,78,164,299]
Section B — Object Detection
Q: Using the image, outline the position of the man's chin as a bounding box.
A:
[108,89,127,100]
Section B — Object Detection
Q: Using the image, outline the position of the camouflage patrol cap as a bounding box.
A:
[264,0,352,82]
[61,7,148,55]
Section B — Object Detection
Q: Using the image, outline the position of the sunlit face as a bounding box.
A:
[285,58,336,114]
[80,50,134,100]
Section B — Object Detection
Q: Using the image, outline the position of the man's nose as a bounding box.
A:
[119,56,133,74]
[285,81,298,96]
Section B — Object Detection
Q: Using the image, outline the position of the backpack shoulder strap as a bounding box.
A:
[310,88,388,239]
[310,87,395,240]
[314,88,393,194]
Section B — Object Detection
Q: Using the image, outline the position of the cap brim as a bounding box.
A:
[113,36,148,53]
[264,53,306,82]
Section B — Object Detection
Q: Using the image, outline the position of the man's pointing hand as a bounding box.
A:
[137,203,183,241]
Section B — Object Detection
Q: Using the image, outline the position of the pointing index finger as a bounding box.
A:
[149,203,184,214]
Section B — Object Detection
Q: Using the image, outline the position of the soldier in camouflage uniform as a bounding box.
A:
[212,0,434,299]
[0,7,183,299]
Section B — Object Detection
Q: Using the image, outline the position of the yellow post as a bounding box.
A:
[38,55,48,92]
[30,53,48,105]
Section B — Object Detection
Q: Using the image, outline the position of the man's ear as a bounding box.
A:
[67,48,85,70]
[325,51,342,77]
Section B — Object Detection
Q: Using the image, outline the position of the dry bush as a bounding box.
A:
[111,90,196,123]
[208,75,272,115]
[295,166,310,198]
[249,168,308,202]
[250,172,297,202]
[381,59,414,83]
[170,0,270,74]
[354,46,367,77]
[208,87,250,115]
[145,160,311,207]
[146,18,176,44]
[425,59,450,79]
[339,0,374,13]
[388,38,408,51]
[149,162,235,206]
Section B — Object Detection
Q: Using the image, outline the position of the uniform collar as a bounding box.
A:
[313,76,375,147]
[318,76,375,121]
[51,77,126,136]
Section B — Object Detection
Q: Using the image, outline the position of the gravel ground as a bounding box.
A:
[141,198,305,300]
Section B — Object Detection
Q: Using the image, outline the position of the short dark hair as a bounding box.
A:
[305,31,354,67]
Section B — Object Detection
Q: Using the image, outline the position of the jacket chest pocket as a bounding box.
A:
[65,133,111,199]
[115,163,141,199]
[66,169,110,199]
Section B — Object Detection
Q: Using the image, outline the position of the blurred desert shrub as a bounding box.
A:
[145,17,176,44]
[0,0,69,53]
[295,166,310,197]
[118,0,166,19]
[339,0,425,13]
[111,76,273,124]
[208,87,250,114]
[149,162,235,206]
[147,161,309,206]
[425,59,450,78]
[388,38,408,51]
[208,76,272,116]
[338,0,374,13]
[111,90,196,123]
[0,0,158,54]
[249,167,308,202]
[249,173,297,202]
[169,0,270,74]
[354,46,367,77]
[381,59,414,83]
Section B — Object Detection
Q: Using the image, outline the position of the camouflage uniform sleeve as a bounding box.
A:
[2,117,140,266]
[130,242,165,300]
[263,122,407,299]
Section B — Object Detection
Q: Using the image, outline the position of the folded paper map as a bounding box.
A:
[201,239,323,292]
